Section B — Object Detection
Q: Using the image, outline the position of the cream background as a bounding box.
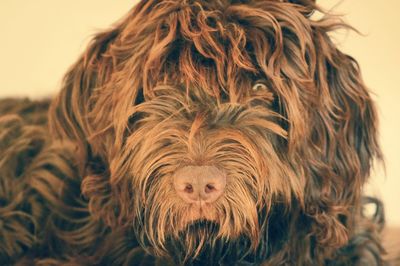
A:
[0,1,399,226]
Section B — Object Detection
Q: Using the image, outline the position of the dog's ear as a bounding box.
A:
[301,22,382,254]
[48,28,119,167]
[49,1,167,165]
[48,27,129,227]
[48,3,161,226]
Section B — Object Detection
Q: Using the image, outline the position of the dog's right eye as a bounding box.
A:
[251,82,268,92]
[248,80,274,105]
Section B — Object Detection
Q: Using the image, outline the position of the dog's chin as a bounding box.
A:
[162,220,220,261]
[164,220,262,265]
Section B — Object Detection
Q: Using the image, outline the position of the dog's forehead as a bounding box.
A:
[145,79,274,107]
[118,0,314,102]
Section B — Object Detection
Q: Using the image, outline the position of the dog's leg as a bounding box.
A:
[327,197,386,266]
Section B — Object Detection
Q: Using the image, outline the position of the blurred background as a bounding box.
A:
[0,1,399,227]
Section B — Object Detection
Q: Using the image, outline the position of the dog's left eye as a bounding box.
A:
[252,82,268,92]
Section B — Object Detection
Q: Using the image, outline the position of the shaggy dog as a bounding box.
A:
[0,0,388,265]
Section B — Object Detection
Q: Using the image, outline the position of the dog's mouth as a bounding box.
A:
[183,219,220,232]
[178,202,219,231]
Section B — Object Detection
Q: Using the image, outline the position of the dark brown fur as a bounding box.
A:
[0,0,389,265]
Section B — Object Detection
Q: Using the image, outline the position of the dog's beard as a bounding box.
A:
[135,218,272,265]
[133,176,262,260]
[133,205,291,265]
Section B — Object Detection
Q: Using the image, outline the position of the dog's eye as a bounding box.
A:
[252,82,268,92]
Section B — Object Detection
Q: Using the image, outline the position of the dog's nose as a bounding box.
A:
[174,165,226,203]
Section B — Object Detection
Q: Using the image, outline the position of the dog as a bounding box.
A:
[0,0,389,265]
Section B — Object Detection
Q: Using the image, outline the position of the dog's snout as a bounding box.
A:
[174,166,226,203]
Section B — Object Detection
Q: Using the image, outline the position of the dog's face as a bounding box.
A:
[49,0,380,263]
[117,83,293,258]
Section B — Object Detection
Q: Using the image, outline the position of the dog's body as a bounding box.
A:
[0,0,388,265]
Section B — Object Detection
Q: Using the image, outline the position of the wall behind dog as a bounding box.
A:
[0,0,399,227]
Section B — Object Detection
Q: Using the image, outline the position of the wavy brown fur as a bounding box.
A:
[0,0,390,265]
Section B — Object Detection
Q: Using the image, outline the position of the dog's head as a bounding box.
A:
[49,0,381,262]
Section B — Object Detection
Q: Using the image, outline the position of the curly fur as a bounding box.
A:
[0,0,389,265]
